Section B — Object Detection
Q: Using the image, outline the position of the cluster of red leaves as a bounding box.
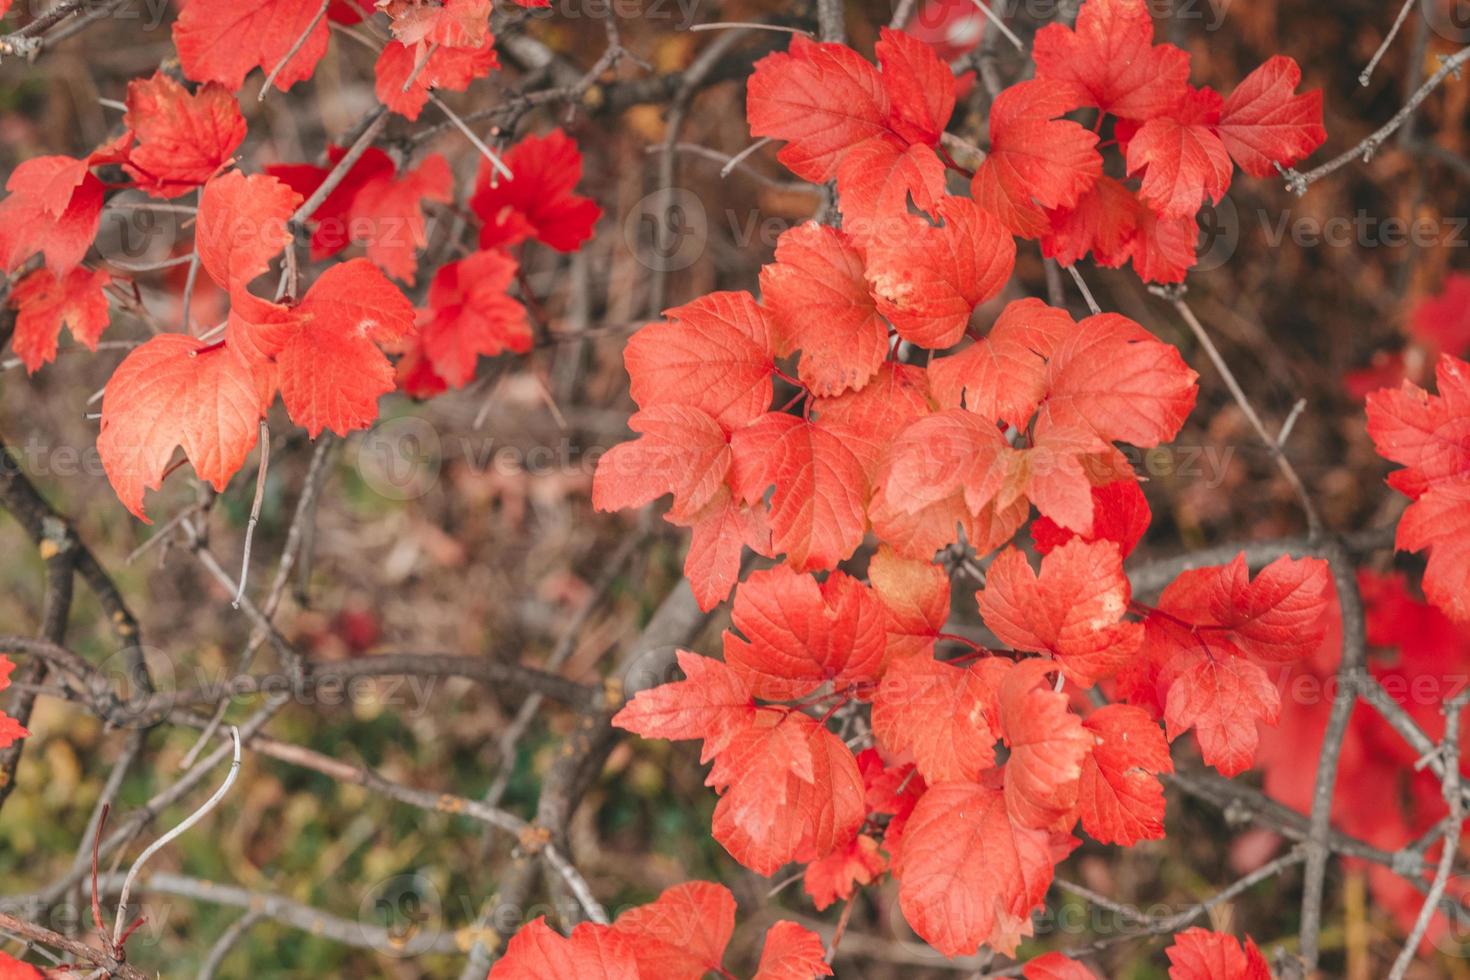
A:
[0,656,25,749]
[1257,570,1470,946]
[1366,353,1470,623]
[611,542,1329,958]
[489,881,831,979]
[1,8,601,519]
[746,0,1324,284]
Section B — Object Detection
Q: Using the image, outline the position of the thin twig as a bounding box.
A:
[1359,0,1418,87]
[257,0,330,100]
[428,92,513,181]
[232,422,270,608]
[968,0,1024,51]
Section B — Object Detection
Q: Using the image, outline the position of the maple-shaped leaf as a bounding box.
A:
[0,657,30,750]
[876,26,956,146]
[1366,354,1470,620]
[196,170,300,290]
[998,660,1093,828]
[1218,56,1325,178]
[175,0,331,92]
[608,880,735,979]
[760,222,889,397]
[8,266,112,374]
[489,918,637,979]
[612,649,755,762]
[730,413,870,571]
[869,545,951,661]
[0,156,105,276]
[1024,952,1101,980]
[1165,928,1272,980]
[1032,0,1190,120]
[978,541,1142,687]
[240,259,417,437]
[624,291,775,431]
[871,654,1003,783]
[1076,703,1171,845]
[747,36,891,182]
[1037,312,1199,447]
[416,249,530,387]
[1126,87,1233,219]
[374,37,499,120]
[707,710,865,875]
[680,489,774,612]
[1033,478,1151,557]
[928,297,1075,430]
[271,148,452,285]
[1164,654,1279,776]
[97,335,268,521]
[972,80,1103,237]
[753,920,834,980]
[123,73,245,198]
[594,406,731,523]
[835,137,947,246]
[811,362,933,482]
[864,197,1016,349]
[379,0,491,48]
[895,778,1059,957]
[803,833,888,911]
[1146,554,1333,664]
[470,129,602,252]
[1042,175,1143,269]
[721,566,886,700]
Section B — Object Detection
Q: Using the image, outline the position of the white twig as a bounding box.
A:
[428,93,513,181]
[968,0,1024,52]
[112,727,242,944]
[1067,266,1101,315]
[233,422,270,609]
[686,22,812,35]
[258,0,329,100]
[720,137,772,178]
[1360,0,1418,87]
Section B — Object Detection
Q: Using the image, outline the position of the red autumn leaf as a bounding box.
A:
[1076,703,1172,845]
[1032,0,1190,119]
[7,266,112,374]
[240,259,416,437]
[998,660,1094,829]
[707,710,865,875]
[871,654,1002,784]
[1164,654,1280,777]
[1165,928,1272,980]
[720,566,886,700]
[1042,175,1144,269]
[489,918,637,979]
[1126,87,1234,219]
[196,170,301,289]
[1366,355,1470,621]
[1217,56,1325,178]
[680,489,774,612]
[971,80,1103,237]
[752,920,834,980]
[97,335,268,521]
[729,413,870,571]
[835,137,947,246]
[864,197,1016,349]
[122,73,246,198]
[1128,205,1198,283]
[1032,478,1151,557]
[416,249,530,387]
[895,778,1059,957]
[1024,952,1102,980]
[470,129,602,252]
[611,650,755,763]
[0,156,105,277]
[876,26,956,146]
[1408,273,1470,355]
[174,0,331,93]
[927,297,1075,430]
[608,880,735,979]
[594,405,731,523]
[868,545,951,661]
[624,291,776,432]
[746,36,891,182]
[803,833,888,910]
[1036,311,1199,447]
[759,222,889,397]
[379,0,491,48]
[374,37,499,120]
[811,362,933,482]
[0,657,30,750]
[978,541,1143,687]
